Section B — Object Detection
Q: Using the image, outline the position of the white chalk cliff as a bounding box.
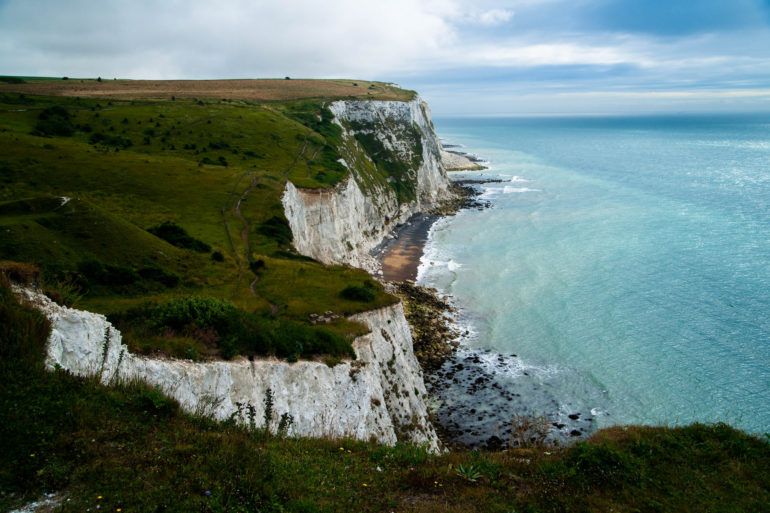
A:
[282,97,452,271]
[16,286,440,452]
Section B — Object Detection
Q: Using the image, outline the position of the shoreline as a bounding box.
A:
[375,213,439,282]
[378,153,597,450]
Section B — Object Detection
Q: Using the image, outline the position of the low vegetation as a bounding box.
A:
[2,281,768,512]
[0,88,408,360]
[110,295,355,361]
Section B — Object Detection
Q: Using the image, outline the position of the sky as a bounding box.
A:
[2,0,770,115]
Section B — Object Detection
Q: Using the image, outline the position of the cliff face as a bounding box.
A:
[16,287,440,451]
[282,97,451,271]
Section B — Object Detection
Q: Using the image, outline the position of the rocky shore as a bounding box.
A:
[377,168,600,450]
[440,146,486,171]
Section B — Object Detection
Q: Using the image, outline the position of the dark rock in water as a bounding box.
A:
[568,413,580,420]
[553,423,566,429]
[570,430,582,437]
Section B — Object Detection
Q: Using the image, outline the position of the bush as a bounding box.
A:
[77,259,140,291]
[147,221,211,253]
[34,106,74,137]
[88,132,133,149]
[199,156,227,167]
[150,296,237,332]
[249,259,265,274]
[341,285,375,302]
[258,216,293,246]
[211,251,224,262]
[209,140,230,150]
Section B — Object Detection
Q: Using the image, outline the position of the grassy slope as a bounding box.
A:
[0,90,398,358]
[2,284,768,512]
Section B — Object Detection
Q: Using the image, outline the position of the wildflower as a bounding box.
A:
[362,483,368,487]
[339,447,344,451]
[204,491,211,496]
[347,450,351,453]
[97,496,103,500]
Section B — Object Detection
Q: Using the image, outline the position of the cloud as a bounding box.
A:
[0,0,458,78]
[1,0,769,114]
[477,8,514,26]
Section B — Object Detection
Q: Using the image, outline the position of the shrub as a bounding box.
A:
[133,385,178,418]
[341,285,375,302]
[34,106,74,137]
[147,221,211,252]
[88,132,133,149]
[77,259,140,291]
[199,156,227,166]
[258,216,293,246]
[211,251,224,262]
[271,250,316,262]
[0,261,41,287]
[150,296,237,332]
[209,140,230,150]
[249,259,265,274]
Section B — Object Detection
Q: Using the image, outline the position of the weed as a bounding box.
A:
[455,463,482,483]
[99,326,110,374]
[277,412,294,438]
[263,388,274,435]
[508,413,553,449]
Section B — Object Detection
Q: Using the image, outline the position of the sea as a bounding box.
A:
[419,114,770,447]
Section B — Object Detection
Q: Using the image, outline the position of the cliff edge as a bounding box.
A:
[15,286,440,452]
[283,96,452,272]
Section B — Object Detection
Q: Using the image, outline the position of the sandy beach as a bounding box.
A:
[376,214,438,282]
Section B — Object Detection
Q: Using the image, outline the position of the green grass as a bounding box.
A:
[0,92,408,358]
[2,282,769,513]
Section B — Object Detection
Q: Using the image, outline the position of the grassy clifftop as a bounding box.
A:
[0,85,415,360]
[0,78,416,102]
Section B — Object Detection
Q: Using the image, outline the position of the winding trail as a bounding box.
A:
[221,129,313,312]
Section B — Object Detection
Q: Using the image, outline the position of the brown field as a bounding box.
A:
[0,77,415,102]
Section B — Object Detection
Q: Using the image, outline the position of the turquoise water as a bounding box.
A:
[421,115,770,437]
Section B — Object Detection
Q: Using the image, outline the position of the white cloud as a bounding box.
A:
[0,0,459,79]
[477,8,514,25]
[464,41,640,67]
[1,0,770,114]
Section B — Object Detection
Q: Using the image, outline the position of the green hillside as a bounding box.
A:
[0,90,404,360]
